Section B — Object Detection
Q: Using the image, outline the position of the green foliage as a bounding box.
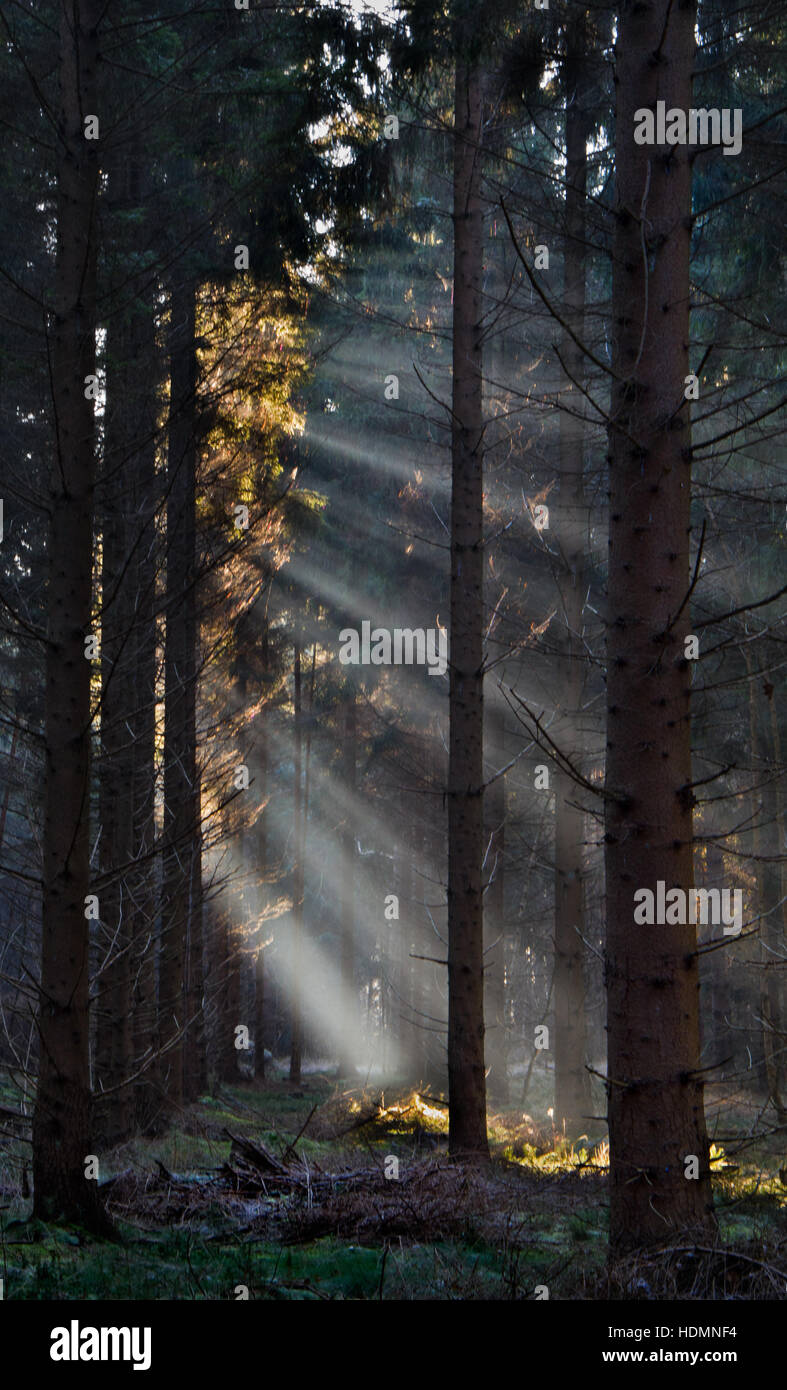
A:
[4,1084,785,1299]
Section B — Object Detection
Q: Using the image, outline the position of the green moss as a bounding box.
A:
[4,1082,786,1300]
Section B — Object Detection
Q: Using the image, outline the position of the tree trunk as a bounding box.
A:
[32,0,112,1234]
[398,832,418,1080]
[754,681,787,1117]
[248,614,272,1080]
[447,45,489,1160]
[484,706,508,1104]
[289,640,304,1085]
[255,944,266,1081]
[184,773,206,1102]
[95,154,158,1144]
[605,0,715,1253]
[700,839,728,1074]
[254,664,270,1080]
[129,286,159,1131]
[95,289,135,1147]
[553,763,589,1136]
[552,18,592,1139]
[219,914,242,1084]
[160,276,202,1110]
[339,691,357,1076]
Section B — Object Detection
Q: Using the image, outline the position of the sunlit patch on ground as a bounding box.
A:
[2,1078,786,1299]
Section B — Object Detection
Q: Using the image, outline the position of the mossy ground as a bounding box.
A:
[1,1070,786,1299]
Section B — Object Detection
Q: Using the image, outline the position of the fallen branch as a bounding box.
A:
[223,1129,287,1176]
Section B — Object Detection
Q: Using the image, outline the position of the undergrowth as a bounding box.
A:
[1,1073,786,1299]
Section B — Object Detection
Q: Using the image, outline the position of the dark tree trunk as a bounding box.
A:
[339,691,357,1076]
[410,842,425,1085]
[289,640,304,1085]
[254,677,269,1080]
[553,764,589,1136]
[605,0,716,1253]
[95,155,160,1143]
[160,276,203,1109]
[32,0,113,1235]
[698,839,727,1071]
[204,896,223,1088]
[96,297,135,1146]
[484,707,508,1104]
[753,682,787,1117]
[248,615,271,1080]
[396,825,419,1081]
[447,45,489,1160]
[552,18,592,1139]
[254,945,265,1081]
[219,914,242,1084]
[416,792,440,1090]
[184,773,206,1102]
[129,292,159,1131]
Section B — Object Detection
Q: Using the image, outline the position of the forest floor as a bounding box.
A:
[2,1070,787,1299]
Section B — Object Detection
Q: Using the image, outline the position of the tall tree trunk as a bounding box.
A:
[396,830,417,1080]
[605,0,715,1253]
[753,681,787,1117]
[219,913,242,1084]
[484,705,508,1103]
[254,942,266,1081]
[415,788,441,1090]
[553,765,589,1135]
[553,16,592,1139]
[129,287,160,1131]
[699,838,728,1073]
[253,616,273,1081]
[32,0,112,1234]
[339,691,356,1076]
[160,276,202,1110]
[289,640,304,1085]
[204,896,223,1089]
[406,838,421,1084]
[0,728,18,857]
[447,44,489,1159]
[96,154,158,1144]
[183,774,206,1102]
[96,290,135,1146]
[417,737,448,1092]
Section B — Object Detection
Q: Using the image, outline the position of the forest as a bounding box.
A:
[0,0,785,1324]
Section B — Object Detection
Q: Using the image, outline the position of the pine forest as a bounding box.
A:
[0,0,786,1339]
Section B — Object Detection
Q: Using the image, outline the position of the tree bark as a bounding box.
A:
[160,276,202,1109]
[32,0,113,1234]
[753,681,787,1117]
[447,44,489,1159]
[339,691,357,1076]
[254,654,270,1081]
[129,288,159,1131]
[552,16,592,1139]
[95,154,160,1143]
[484,706,508,1104]
[605,0,716,1253]
[96,285,136,1147]
[254,943,266,1081]
[219,913,242,1084]
[183,773,206,1102]
[289,640,304,1085]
